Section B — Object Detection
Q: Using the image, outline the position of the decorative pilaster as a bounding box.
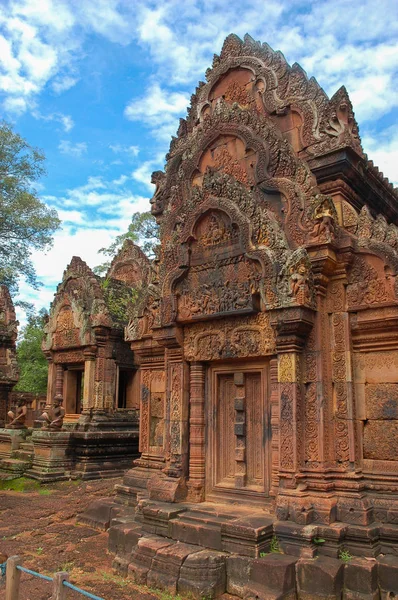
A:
[278,352,302,481]
[93,327,108,411]
[82,346,96,413]
[187,362,206,501]
[54,363,64,403]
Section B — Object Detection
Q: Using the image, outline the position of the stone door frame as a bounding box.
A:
[205,360,271,504]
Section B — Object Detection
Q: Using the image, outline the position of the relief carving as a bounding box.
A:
[184,313,275,361]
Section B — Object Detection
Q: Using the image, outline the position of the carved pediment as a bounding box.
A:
[53,303,81,349]
[106,239,151,288]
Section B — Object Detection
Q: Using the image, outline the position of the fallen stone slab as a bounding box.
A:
[77,497,115,531]
[146,541,201,595]
[127,535,175,585]
[343,557,379,600]
[296,556,344,600]
[378,555,398,599]
[243,553,297,600]
[178,549,227,599]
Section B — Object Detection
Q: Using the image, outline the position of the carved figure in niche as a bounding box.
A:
[150,394,164,447]
[150,171,166,215]
[310,195,337,242]
[290,264,310,301]
[41,398,65,431]
[278,248,314,307]
[7,399,27,429]
[195,211,239,249]
[147,297,161,330]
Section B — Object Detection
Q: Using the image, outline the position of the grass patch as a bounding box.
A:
[339,549,353,563]
[0,477,42,493]
[100,571,128,588]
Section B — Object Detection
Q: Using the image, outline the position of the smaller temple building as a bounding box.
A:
[0,285,19,427]
[27,241,152,480]
[1,241,151,482]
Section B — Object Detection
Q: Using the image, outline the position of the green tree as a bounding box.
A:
[93,211,159,276]
[14,309,48,394]
[0,121,60,297]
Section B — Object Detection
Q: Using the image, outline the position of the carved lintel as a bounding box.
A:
[152,325,184,349]
[270,306,315,352]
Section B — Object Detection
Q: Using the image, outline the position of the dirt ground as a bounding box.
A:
[0,477,170,600]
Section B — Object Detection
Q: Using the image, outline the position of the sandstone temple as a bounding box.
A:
[3,33,398,598]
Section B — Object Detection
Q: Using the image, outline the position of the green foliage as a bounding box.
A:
[101,280,139,323]
[270,535,281,553]
[260,535,282,557]
[0,477,42,492]
[14,309,48,394]
[313,537,326,545]
[0,121,60,297]
[339,549,353,563]
[93,211,159,276]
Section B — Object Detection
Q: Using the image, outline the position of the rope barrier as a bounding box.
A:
[63,580,105,600]
[16,566,53,582]
[13,563,105,599]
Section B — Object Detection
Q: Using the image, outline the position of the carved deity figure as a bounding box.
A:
[290,264,311,304]
[310,197,337,242]
[7,399,27,429]
[41,398,65,431]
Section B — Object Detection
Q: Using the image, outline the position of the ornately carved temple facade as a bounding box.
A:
[79,34,398,598]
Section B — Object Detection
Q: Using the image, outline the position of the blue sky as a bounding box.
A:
[1,0,397,324]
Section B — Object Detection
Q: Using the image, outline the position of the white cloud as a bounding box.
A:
[51,75,78,94]
[125,83,189,140]
[131,157,165,192]
[33,110,74,131]
[112,174,128,185]
[109,144,140,158]
[58,140,87,157]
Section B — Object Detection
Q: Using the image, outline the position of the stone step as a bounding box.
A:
[0,458,31,473]
[12,450,33,461]
[0,471,20,481]
[20,442,34,451]
[170,511,234,551]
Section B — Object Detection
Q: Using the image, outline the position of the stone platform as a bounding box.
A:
[80,495,398,599]
[24,428,139,482]
[0,428,33,480]
[79,488,398,599]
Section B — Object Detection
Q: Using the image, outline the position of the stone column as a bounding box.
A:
[45,360,57,411]
[93,328,107,412]
[278,352,302,482]
[187,362,206,502]
[82,346,96,413]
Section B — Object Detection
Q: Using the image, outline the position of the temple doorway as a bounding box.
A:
[63,367,84,415]
[206,362,270,503]
[117,368,137,409]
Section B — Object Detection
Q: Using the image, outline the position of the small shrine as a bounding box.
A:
[0,285,19,427]
[26,241,151,481]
